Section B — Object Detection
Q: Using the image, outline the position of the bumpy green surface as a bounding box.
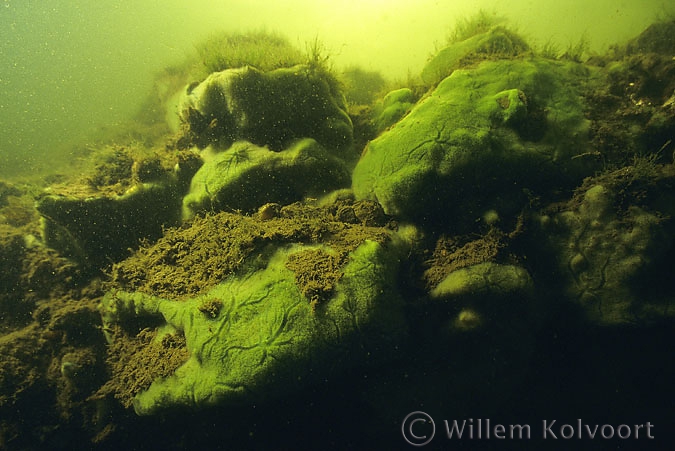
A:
[546,183,675,325]
[353,57,599,228]
[181,138,350,219]
[421,26,529,85]
[375,88,415,133]
[100,239,408,415]
[430,262,535,334]
[37,182,183,267]
[180,64,353,153]
[431,262,533,299]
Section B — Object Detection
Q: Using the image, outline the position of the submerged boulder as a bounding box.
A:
[430,261,536,334]
[624,19,675,55]
[178,64,353,153]
[421,25,530,86]
[540,164,675,325]
[100,233,411,415]
[37,182,184,268]
[35,148,199,268]
[374,88,416,133]
[431,262,533,301]
[181,138,351,219]
[353,57,599,229]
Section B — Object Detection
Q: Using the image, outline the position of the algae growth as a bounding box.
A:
[1,14,675,450]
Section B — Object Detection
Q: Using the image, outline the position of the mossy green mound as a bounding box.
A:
[179,65,353,153]
[353,57,600,229]
[374,88,415,133]
[182,139,350,219]
[421,25,529,86]
[431,262,533,299]
[100,236,409,415]
[542,163,675,325]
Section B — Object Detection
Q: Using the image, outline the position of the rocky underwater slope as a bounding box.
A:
[1,19,675,449]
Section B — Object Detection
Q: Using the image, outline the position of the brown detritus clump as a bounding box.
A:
[85,146,135,194]
[558,157,675,217]
[423,229,506,289]
[111,200,392,299]
[0,180,21,208]
[496,94,511,110]
[1,223,83,334]
[94,327,188,409]
[111,212,263,297]
[329,199,389,227]
[0,181,39,228]
[285,248,343,308]
[257,202,281,221]
[48,347,102,420]
[44,144,190,199]
[131,155,165,184]
[198,298,223,319]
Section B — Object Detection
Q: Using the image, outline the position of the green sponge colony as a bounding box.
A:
[353,57,599,230]
[100,234,410,415]
[178,64,353,153]
[182,139,351,219]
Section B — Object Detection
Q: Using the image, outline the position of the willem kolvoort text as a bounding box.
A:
[444,418,655,440]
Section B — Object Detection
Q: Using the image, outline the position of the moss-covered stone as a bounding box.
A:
[353,57,600,229]
[100,235,410,415]
[178,65,353,153]
[374,88,415,133]
[33,145,198,269]
[37,181,184,268]
[181,139,350,219]
[624,19,675,55]
[541,163,675,325]
[421,26,530,86]
[431,262,533,299]
[430,262,535,334]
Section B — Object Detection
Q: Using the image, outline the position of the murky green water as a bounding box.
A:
[2,2,675,449]
[0,0,667,176]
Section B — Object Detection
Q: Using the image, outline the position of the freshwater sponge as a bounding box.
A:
[100,238,410,415]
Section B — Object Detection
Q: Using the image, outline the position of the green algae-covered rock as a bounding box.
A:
[421,26,529,86]
[374,88,415,133]
[430,262,535,333]
[542,168,675,325]
[37,182,183,267]
[179,65,353,153]
[431,262,533,300]
[100,237,409,415]
[181,138,350,219]
[353,57,599,229]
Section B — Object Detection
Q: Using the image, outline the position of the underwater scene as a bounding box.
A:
[1,0,674,449]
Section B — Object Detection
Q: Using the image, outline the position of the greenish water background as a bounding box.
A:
[0,0,669,177]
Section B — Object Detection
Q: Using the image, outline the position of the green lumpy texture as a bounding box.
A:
[353,57,599,228]
[181,139,350,218]
[100,238,408,415]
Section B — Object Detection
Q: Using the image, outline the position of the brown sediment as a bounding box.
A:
[422,227,519,290]
[110,199,393,299]
[95,198,394,408]
[285,247,344,308]
[93,327,188,409]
